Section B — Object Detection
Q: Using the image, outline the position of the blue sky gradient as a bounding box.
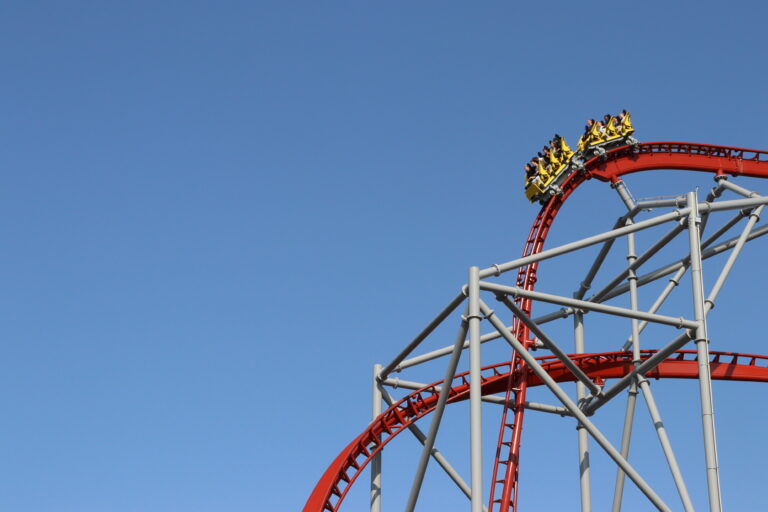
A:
[2,2,768,510]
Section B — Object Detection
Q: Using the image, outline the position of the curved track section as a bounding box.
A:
[305,351,768,511]
[304,142,768,512]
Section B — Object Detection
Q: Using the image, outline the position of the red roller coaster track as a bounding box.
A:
[304,141,768,512]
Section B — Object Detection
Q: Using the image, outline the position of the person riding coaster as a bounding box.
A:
[524,110,637,203]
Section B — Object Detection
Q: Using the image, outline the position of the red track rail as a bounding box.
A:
[304,142,768,512]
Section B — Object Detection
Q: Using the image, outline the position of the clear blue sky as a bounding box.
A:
[2,2,768,511]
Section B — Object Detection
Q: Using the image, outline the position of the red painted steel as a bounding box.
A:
[304,351,768,511]
[304,142,768,511]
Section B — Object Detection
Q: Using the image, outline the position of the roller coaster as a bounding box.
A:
[304,131,768,511]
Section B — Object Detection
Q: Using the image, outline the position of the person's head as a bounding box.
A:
[543,146,550,153]
[587,119,595,126]
[604,114,611,123]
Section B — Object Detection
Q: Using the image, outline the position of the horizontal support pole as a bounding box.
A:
[583,331,693,415]
[379,291,466,381]
[496,295,602,396]
[480,195,768,279]
[604,223,768,302]
[397,324,514,371]
[480,281,697,330]
[382,378,569,414]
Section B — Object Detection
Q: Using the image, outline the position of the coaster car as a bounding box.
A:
[524,112,637,204]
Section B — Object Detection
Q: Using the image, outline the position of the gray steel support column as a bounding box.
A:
[405,318,469,512]
[602,222,768,303]
[496,295,601,396]
[380,388,487,511]
[590,222,686,303]
[612,229,640,512]
[613,179,636,211]
[621,265,687,351]
[379,291,466,381]
[481,195,768,278]
[382,377,568,413]
[584,331,692,415]
[706,205,763,310]
[573,310,591,512]
[611,381,638,512]
[468,266,483,512]
[397,324,513,371]
[687,191,722,512]
[574,217,626,300]
[638,377,694,511]
[371,364,383,512]
[719,178,756,198]
[480,281,697,330]
[478,300,670,511]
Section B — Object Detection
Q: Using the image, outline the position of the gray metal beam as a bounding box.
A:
[479,299,670,511]
[496,295,602,396]
[480,194,768,279]
[687,191,722,512]
[468,267,483,512]
[371,364,382,512]
[602,223,768,303]
[612,227,642,512]
[589,221,686,304]
[573,310,591,512]
[405,317,469,512]
[638,377,695,511]
[379,388,486,511]
[378,291,466,381]
[582,331,693,415]
[396,324,513,371]
[480,281,697,330]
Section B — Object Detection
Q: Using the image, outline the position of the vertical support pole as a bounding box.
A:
[612,226,639,512]
[371,364,382,512]
[573,309,591,512]
[405,316,469,511]
[468,266,484,512]
[613,179,636,212]
[637,378,695,511]
[687,191,723,512]
[611,382,638,512]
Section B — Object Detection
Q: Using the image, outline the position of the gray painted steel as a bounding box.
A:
[405,319,469,512]
[370,364,382,512]
[479,300,671,511]
[468,267,483,512]
[573,310,591,512]
[687,191,723,512]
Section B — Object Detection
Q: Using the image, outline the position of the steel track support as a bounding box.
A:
[612,226,640,512]
[479,300,671,511]
[687,191,723,512]
[480,194,768,279]
[468,266,484,512]
[573,309,591,512]
[638,376,694,511]
[496,295,601,396]
[611,381,638,512]
[379,388,487,511]
[371,364,383,512]
[405,316,469,511]
[378,291,466,381]
[603,221,768,303]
